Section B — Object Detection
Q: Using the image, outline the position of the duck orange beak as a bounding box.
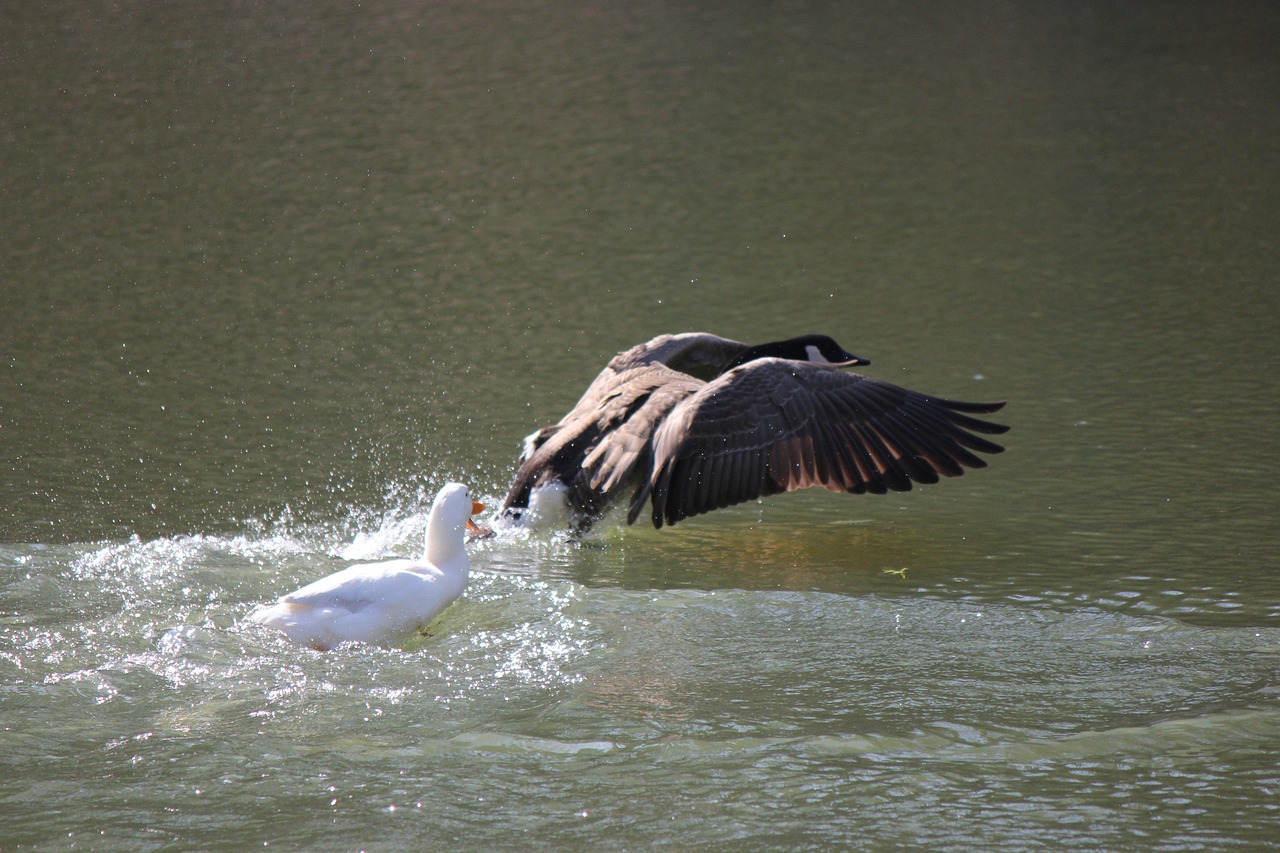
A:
[465,501,485,533]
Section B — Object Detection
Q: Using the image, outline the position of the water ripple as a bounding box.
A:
[3,531,1279,850]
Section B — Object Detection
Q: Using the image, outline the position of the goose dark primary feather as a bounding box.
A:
[499,332,1008,531]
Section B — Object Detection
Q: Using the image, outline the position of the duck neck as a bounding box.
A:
[424,517,465,565]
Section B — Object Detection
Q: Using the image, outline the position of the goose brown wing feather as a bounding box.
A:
[637,359,1007,528]
[860,400,954,484]
[503,363,702,517]
[581,367,703,495]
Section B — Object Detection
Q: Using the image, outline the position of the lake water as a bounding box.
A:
[3,1,1280,849]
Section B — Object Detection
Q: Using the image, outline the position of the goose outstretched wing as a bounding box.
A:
[628,359,1008,528]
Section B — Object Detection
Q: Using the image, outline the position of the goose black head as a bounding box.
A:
[729,335,869,369]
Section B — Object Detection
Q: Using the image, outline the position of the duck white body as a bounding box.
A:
[250,483,483,650]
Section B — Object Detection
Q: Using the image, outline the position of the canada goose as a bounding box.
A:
[499,333,1007,531]
[249,483,484,650]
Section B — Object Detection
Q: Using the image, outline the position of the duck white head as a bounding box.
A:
[425,482,485,564]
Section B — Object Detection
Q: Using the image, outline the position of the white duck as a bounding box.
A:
[249,483,484,650]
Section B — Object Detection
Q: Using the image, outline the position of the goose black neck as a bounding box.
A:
[725,335,865,370]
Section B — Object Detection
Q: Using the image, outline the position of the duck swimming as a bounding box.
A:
[249,483,484,650]
[499,333,1008,532]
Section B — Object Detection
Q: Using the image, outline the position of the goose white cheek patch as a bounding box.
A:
[805,345,831,363]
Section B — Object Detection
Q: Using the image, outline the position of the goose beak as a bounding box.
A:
[839,352,870,367]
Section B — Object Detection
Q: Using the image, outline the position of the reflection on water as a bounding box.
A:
[3,0,1280,848]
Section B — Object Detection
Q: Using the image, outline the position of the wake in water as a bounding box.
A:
[5,509,1280,853]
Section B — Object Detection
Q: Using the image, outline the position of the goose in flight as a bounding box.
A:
[249,483,484,650]
[499,333,1008,532]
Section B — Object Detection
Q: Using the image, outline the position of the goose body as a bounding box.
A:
[250,483,483,650]
[499,333,1008,531]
